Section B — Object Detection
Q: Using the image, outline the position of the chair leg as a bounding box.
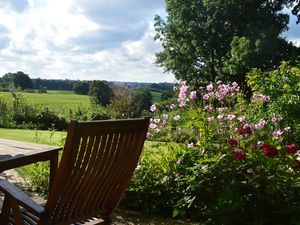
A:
[0,197,11,225]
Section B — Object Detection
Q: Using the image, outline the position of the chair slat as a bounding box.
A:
[1,118,149,225]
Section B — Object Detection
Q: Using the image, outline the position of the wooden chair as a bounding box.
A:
[0,118,150,225]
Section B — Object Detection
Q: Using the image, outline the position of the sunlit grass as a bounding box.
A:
[0,90,91,111]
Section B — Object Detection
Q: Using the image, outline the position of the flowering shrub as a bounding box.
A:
[126,80,300,224]
[247,62,300,142]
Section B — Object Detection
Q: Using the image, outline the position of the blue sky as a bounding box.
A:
[0,0,299,82]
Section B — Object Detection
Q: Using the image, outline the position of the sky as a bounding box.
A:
[0,0,299,83]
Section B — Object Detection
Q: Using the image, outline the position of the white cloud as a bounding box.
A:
[0,0,173,83]
[1,1,298,84]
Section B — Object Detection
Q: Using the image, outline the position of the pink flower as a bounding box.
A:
[149,123,157,129]
[178,100,187,107]
[254,119,266,129]
[284,127,290,132]
[207,117,214,122]
[252,94,270,102]
[187,142,194,148]
[146,132,152,139]
[230,82,240,92]
[271,117,277,123]
[207,84,213,91]
[227,114,236,121]
[174,115,180,121]
[238,115,246,122]
[204,105,213,112]
[163,114,168,120]
[203,94,210,100]
[150,104,156,112]
[218,107,226,112]
[272,130,283,139]
[189,91,197,100]
[170,104,176,109]
[153,118,160,124]
[233,149,246,160]
[217,114,224,120]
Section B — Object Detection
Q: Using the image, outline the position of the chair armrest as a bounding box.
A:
[0,179,45,217]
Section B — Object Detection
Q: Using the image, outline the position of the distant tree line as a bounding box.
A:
[33,78,76,90]
[0,72,166,118]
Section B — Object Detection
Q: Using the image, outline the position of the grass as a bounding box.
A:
[0,90,91,111]
[150,91,162,103]
[0,127,66,146]
[1,90,162,111]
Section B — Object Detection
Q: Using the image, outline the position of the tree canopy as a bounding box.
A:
[155,0,300,84]
[131,88,153,117]
[2,71,33,89]
[73,81,90,95]
[89,80,113,106]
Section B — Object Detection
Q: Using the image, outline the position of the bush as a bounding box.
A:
[0,92,68,130]
[124,80,300,224]
[36,108,68,130]
[247,62,300,143]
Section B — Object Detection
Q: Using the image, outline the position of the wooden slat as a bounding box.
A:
[2,118,149,225]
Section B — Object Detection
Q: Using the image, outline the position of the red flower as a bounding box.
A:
[285,144,298,154]
[262,144,278,157]
[260,143,271,150]
[229,139,238,147]
[233,149,246,160]
[237,125,252,136]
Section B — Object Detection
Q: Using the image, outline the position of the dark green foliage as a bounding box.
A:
[0,92,67,130]
[161,91,174,101]
[291,0,300,23]
[73,81,90,95]
[131,89,153,117]
[89,80,113,106]
[155,0,300,84]
[35,108,68,130]
[32,78,76,90]
[108,87,133,119]
[3,71,33,89]
[150,83,173,92]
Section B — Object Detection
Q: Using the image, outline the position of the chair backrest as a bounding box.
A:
[44,118,149,224]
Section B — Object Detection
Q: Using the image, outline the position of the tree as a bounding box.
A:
[108,87,133,119]
[131,88,153,117]
[154,0,300,84]
[73,81,90,95]
[291,0,300,23]
[89,80,113,106]
[3,71,33,89]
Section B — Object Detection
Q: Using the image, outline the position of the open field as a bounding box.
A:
[0,90,91,111]
[0,90,162,111]
[150,91,162,103]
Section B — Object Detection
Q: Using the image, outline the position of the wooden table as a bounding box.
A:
[0,139,62,191]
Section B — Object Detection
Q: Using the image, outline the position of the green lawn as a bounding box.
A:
[0,90,91,111]
[0,127,66,146]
